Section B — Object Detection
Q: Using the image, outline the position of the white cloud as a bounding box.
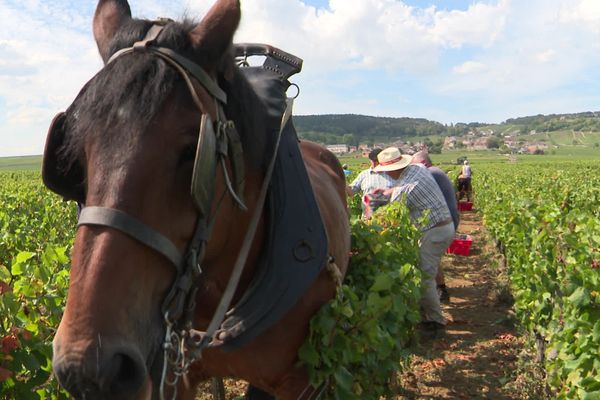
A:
[0,3,101,115]
[431,0,510,48]
[453,61,487,75]
[559,0,600,33]
[0,2,102,155]
[534,49,557,64]
[236,0,511,75]
[435,0,600,113]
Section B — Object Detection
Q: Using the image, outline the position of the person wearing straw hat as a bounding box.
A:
[346,148,396,196]
[373,147,454,337]
[346,148,398,218]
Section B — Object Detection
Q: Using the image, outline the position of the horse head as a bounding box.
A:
[47,1,269,398]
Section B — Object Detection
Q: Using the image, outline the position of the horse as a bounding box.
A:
[43,0,350,399]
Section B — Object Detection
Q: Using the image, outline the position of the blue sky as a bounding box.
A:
[1,0,599,156]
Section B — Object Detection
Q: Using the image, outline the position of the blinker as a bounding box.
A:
[42,111,85,203]
[191,114,218,218]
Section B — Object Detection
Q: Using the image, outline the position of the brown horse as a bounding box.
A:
[46,0,350,399]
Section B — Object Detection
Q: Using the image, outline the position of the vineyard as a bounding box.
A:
[1,157,599,399]
[474,160,600,398]
[0,172,74,399]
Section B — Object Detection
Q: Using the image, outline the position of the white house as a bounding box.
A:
[326,144,350,154]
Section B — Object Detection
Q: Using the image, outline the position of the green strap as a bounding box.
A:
[78,206,183,269]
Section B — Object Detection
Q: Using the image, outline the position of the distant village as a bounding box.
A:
[325,129,549,156]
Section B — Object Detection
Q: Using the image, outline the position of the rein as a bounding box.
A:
[75,22,294,399]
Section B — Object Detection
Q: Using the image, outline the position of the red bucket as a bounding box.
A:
[446,234,473,256]
[458,201,473,211]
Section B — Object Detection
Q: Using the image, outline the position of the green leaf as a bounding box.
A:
[582,391,600,400]
[340,305,354,318]
[15,251,35,264]
[370,274,392,292]
[11,263,24,276]
[366,292,388,312]
[298,342,320,366]
[569,287,590,307]
[333,367,354,393]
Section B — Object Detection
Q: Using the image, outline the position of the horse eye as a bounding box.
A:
[179,145,197,165]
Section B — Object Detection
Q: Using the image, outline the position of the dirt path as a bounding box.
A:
[395,210,524,399]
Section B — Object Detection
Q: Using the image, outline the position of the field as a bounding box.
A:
[474,160,599,398]
[0,156,42,172]
[1,148,599,399]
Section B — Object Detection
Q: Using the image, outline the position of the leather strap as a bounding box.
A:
[108,46,227,104]
[78,207,183,269]
[195,97,295,349]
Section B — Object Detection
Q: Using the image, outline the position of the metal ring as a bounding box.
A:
[293,240,314,262]
[287,83,300,99]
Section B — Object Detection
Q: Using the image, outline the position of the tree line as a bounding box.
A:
[503,111,600,134]
[292,114,449,146]
[292,112,600,146]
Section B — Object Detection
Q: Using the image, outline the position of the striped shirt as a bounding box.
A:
[349,168,397,195]
[391,164,451,231]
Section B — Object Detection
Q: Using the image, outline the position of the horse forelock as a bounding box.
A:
[61,17,268,175]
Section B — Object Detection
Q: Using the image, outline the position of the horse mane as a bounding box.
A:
[63,18,269,171]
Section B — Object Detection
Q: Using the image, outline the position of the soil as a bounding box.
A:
[394,209,524,399]
[197,210,529,399]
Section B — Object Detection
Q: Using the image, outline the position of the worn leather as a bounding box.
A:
[214,62,329,350]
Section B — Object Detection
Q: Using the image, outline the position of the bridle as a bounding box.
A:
[73,21,294,399]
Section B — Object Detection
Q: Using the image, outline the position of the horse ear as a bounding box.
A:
[93,0,132,63]
[189,0,241,64]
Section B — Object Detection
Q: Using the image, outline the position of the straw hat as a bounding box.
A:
[373,147,412,172]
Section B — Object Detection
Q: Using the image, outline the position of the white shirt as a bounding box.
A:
[462,165,471,178]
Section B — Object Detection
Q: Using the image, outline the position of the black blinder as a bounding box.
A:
[191,114,218,218]
[42,112,85,202]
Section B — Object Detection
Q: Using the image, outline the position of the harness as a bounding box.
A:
[42,21,307,399]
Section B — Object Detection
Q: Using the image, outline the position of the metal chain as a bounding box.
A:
[159,313,195,400]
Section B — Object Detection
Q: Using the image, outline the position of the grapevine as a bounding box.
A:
[474,160,600,398]
[299,202,422,399]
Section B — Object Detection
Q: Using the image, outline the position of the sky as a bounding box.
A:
[1,0,599,156]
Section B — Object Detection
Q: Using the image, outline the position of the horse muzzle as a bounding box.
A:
[53,335,151,400]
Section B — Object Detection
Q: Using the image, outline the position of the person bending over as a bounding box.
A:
[373,147,454,337]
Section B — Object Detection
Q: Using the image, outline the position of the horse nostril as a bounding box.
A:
[107,351,147,396]
[53,345,148,399]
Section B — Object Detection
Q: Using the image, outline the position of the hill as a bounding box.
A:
[292,112,600,147]
[293,114,447,146]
